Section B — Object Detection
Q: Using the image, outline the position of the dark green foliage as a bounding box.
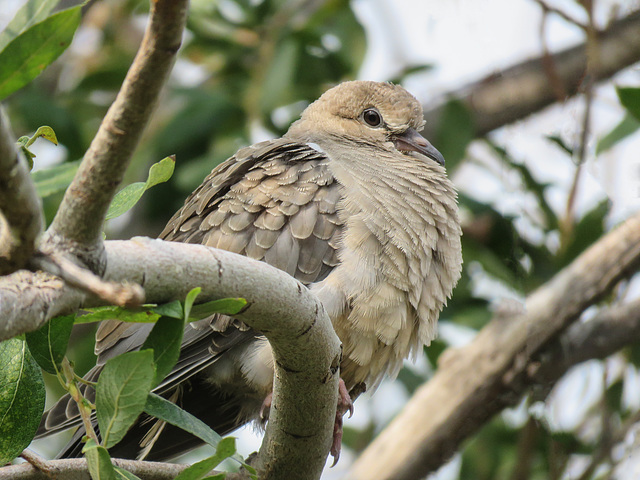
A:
[0,339,46,464]
[25,314,74,374]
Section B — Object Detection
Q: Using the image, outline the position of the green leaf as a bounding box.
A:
[0,338,46,464]
[25,314,74,374]
[114,466,143,480]
[75,306,160,324]
[96,350,156,449]
[596,114,640,155]
[106,156,175,220]
[25,125,58,148]
[32,160,80,198]
[0,0,60,52]
[151,300,184,319]
[141,316,185,387]
[16,125,58,170]
[434,99,475,170]
[0,7,82,101]
[184,287,202,322]
[83,438,117,480]
[546,134,574,155]
[174,437,237,480]
[189,298,247,321]
[144,393,223,448]
[617,86,640,122]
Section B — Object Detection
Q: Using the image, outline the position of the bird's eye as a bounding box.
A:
[362,108,383,127]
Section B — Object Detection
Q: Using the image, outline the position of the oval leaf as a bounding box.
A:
[25,314,74,374]
[174,438,237,480]
[0,0,60,52]
[83,438,117,480]
[144,393,222,448]
[0,338,46,464]
[106,156,175,220]
[96,350,155,449]
[0,7,82,101]
[141,316,185,387]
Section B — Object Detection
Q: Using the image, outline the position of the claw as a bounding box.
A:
[260,392,272,421]
[330,378,354,466]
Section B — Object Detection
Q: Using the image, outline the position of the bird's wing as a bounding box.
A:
[37,138,344,440]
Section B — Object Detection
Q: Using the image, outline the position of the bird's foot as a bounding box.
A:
[330,378,353,466]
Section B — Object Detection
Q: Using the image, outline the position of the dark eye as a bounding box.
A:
[362,108,383,127]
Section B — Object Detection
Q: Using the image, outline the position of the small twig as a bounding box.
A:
[0,456,209,480]
[533,0,590,31]
[19,450,51,478]
[560,2,597,247]
[575,409,640,480]
[32,250,144,308]
[537,7,568,102]
[62,357,100,445]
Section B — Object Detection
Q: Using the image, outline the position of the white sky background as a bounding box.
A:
[2,0,640,478]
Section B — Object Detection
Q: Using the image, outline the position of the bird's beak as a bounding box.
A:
[392,127,445,166]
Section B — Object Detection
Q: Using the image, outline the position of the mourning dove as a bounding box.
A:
[37,80,463,462]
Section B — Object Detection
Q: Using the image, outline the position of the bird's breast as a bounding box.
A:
[317,149,462,391]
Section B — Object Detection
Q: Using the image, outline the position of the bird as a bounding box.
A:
[37,80,463,463]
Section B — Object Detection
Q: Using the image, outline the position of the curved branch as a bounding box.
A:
[347,212,640,480]
[104,238,341,480]
[0,108,44,275]
[43,0,188,268]
[422,10,640,138]
[0,239,341,479]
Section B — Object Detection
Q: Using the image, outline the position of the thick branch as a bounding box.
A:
[0,109,44,275]
[43,0,187,266]
[104,238,341,480]
[422,10,640,138]
[347,212,640,480]
[0,239,340,479]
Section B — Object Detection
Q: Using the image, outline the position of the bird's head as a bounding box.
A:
[286,80,445,166]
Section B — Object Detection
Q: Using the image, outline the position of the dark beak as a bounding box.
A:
[392,127,445,166]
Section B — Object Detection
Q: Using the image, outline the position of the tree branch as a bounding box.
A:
[347,212,640,480]
[0,239,341,479]
[43,0,188,269]
[31,250,144,308]
[422,10,640,138]
[0,269,81,341]
[0,108,44,275]
[104,238,341,480]
[0,455,217,480]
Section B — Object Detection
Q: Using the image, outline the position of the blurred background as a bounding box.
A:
[2,0,640,478]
